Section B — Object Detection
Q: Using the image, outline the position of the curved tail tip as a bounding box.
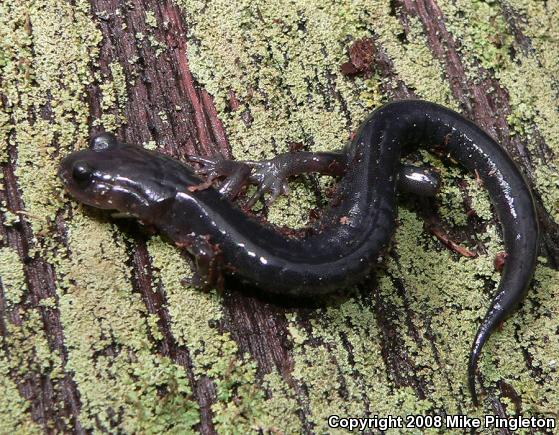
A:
[468,364,480,406]
[468,344,482,406]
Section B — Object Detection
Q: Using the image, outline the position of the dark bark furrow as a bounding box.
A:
[159,1,228,158]
[129,240,217,433]
[1,156,84,432]
[372,283,429,400]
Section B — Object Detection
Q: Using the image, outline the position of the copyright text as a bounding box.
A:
[327,414,556,431]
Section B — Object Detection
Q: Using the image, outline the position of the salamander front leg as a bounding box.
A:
[186,155,252,199]
[177,234,225,292]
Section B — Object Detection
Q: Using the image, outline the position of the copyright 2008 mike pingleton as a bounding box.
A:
[327,414,556,432]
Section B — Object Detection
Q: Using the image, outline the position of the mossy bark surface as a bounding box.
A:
[1,0,558,433]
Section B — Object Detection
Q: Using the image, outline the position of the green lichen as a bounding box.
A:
[534,164,559,222]
[145,11,158,29]
[387,210,498,408]
[436,0,559,149]
[5,308,64,382]
[466,178,493,222]
[94,62,128,130]
[146,236,302,432]
[121,355,200,434]
[441,0,513,75]
[0,2,102,429]
[437,168,493,226]
[1,208,20,227]
[56,214,199,431]
[0,247,26,307]
[1,308,66,432]
[267,183,320,229]
[0,0,101,235]
[0,99,11,162]
[38,296,57,309]
[439,181,470,227]
[0,354,41,434]
[157,111,169,124]
[506,0,559,84]
[288,300,387,430]
[146,313,164,342]
[143,140,158,151]
[498,56,559,151]
[511,262,559,412]
[384,15,456,107]
[148,35,166,56]
[258,372,302,433]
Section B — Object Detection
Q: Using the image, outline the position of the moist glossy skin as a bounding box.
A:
[59,100,539,405]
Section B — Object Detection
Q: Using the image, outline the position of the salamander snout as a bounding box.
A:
[58,153,113,209]
[59,132,180,217]
[58,133,127,209]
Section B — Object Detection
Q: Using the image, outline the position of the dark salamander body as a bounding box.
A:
[59,100,539,405]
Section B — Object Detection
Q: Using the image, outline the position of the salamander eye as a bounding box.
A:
[72,162,93,186]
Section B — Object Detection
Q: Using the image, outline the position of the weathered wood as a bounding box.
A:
[1,0,558,433]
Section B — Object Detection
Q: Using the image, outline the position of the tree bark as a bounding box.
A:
[1,0,558,433]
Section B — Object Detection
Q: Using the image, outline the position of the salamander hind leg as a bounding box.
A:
[177,234,225,292]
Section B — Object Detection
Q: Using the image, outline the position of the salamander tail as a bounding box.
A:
[468,327,487,406]
[468,301,515,406]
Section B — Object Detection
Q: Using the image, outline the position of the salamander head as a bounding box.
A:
[58,133,178,219]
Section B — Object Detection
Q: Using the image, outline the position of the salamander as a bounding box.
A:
[58,100,539,405]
